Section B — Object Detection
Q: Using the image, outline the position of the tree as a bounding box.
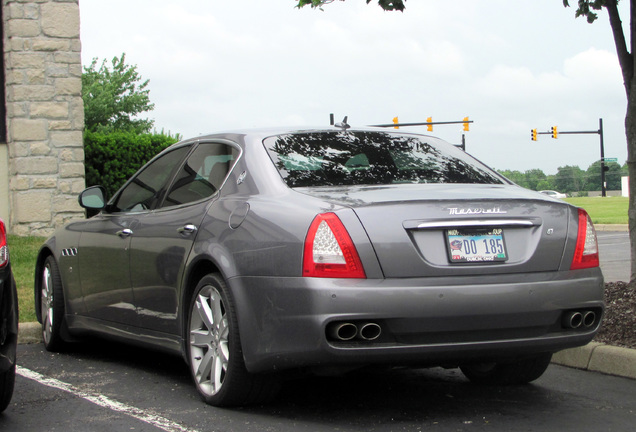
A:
[586,160,623,190]
[298,0,636,283]
[82,53,155,133]
[555,165,587,193]
[563,1,635,282]
[296,0,405,10]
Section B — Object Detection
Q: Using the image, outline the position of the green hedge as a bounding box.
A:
[84,130,179,198]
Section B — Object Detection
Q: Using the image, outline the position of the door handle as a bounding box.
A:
[116,228,133,238]
[177,224,198,235]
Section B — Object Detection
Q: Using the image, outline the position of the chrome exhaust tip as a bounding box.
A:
[583,311,596,327]
[562,311,583,329]
[358,322,382,341]
[328,322,358,341]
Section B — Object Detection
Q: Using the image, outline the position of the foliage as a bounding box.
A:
[563,0,607,23]
[296,0,405,10]
[498,160,628,194]
[82,53,155,134]
[586,160,623,190]
[84,130,179,198]
[8,235,44,323]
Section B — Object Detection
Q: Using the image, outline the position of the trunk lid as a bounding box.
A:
[297,184,573,278]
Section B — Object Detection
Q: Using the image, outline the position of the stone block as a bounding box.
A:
[50,131,83,148]
[30,101,69,118]
[9,176,31,191]
[25,69,45,84]
[11,118,48,140]
[33,177,58,189]
[59,162,85,178]
[41,3,80,38]
[8,141,30,158]
[59,148,84,162]
[29,141,51,156]
[53,194,82,213]
[9,52,46,69]
[55,77,82,96]
[7,19,40,37]
[53,52,81,65]
[9,84,56,102]
[14,156,57,175]
[31,38,71,52]
[49,120,72,130]
[15,190,52,223]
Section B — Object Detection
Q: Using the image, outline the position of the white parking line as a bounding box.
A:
[17,366,198,432]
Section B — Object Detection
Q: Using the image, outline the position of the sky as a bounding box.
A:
[78,0,630,175]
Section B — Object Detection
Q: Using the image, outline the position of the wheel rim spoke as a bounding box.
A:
[41,266,53,341]
[189,284,230,397]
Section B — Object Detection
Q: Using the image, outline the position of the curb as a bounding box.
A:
[594,224,628,231]
[18,322,636,380]
[552,342,636,379]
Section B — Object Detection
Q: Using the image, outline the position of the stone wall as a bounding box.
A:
[2,0,85,236]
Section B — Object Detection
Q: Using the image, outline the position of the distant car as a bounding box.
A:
[0,218,18,413]
[539,190,567,199]
[35,126,604,407]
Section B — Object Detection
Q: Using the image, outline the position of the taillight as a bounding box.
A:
[570,208,599,270]
[0,219,8,268]
[303,213,366,278]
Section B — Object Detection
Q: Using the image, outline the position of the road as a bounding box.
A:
[3,342,635,432]
[597,231,630,282]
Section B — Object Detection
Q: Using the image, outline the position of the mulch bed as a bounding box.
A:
[594,281,636,349]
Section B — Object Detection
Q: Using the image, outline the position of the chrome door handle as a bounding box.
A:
[177,224,198,235]
[116,228,133,238]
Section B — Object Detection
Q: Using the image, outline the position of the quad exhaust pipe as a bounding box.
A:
[562,310,597,329]
[328,321,382,341]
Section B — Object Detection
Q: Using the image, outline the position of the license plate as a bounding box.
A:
[446,228,507,263]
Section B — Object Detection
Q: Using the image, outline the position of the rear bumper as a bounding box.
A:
[0,265,18,373]
[229,268,604,373]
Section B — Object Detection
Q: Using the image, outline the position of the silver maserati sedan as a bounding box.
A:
[34,126,604,406]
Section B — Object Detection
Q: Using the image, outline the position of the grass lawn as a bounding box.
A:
[564,196,629,225]
[7,196,628,324]
[8,235,44,324]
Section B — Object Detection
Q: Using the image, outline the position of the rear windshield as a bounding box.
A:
[263,131,505,187]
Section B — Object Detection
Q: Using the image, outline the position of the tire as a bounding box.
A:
[460,353,553,385]
[186,273,279,406]
[0,364,15,413]
[40,256,67,352]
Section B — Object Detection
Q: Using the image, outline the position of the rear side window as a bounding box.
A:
[162,142,239,208]
[263,131,505,188]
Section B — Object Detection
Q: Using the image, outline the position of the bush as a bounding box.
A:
[84,130,179,198]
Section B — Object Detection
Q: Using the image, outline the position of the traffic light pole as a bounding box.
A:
[532,118,607,197]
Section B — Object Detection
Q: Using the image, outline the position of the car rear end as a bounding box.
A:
[232,129,603,373]
[0,218,18,412]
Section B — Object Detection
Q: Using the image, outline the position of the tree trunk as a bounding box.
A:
[628,81,636,283]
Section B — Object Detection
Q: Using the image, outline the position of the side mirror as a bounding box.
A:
[78,186,107,210]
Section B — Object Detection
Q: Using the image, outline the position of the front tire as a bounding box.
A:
[186,273,278,406]
[0,364,15,413]
[460,353,552,385]
[40,256,67,352]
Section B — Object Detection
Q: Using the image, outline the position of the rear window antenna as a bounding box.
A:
[334,116,350,130]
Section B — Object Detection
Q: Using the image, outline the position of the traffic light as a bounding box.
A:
[531,128,537,141]
[551,126,558,139]
[427,117,433,132]
[463,117,469,131]
[393,116,399,129]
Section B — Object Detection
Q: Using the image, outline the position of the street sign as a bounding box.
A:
[604,158,618,162]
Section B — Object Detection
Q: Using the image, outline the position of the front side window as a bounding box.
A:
[264,131,506,188]
[161,142,239,208]
[111,146,191,213]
